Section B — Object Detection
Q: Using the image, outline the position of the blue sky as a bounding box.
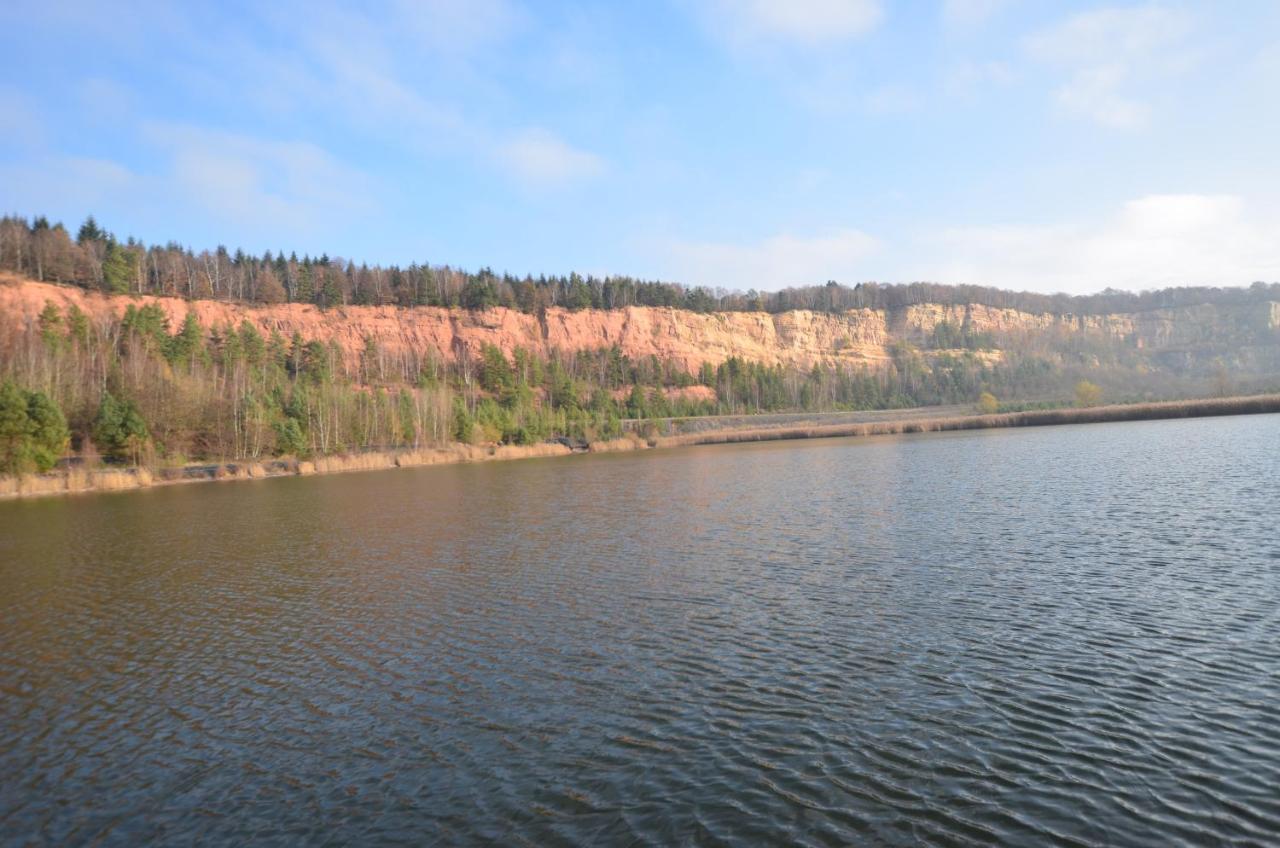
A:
[2,1,1278,294]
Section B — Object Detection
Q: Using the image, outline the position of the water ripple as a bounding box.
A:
[1,414,1278,845]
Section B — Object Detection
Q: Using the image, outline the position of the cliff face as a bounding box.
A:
[2,275,1277,374]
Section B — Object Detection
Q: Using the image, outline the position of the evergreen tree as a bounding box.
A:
[38,301,65,354]
[23,390,69,471]
[65,304,90,347]
[167,313,205,367]
[479,344,513,394]
[461,277,497,310]
[452,396,475,443]
[319,267,342,309]
[101,241,132,294]
[92,392,148,463]
[0,381,35,472]
[273,417,307,456]
[295,264,314,304]
[627,384,647,418]
[0,381,69,473]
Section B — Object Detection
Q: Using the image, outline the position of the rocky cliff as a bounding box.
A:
[3,275,1277,375]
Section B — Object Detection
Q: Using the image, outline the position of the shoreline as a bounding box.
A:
[0,442,577,501]
[3,394,1278,501]
[643,393,1280,449]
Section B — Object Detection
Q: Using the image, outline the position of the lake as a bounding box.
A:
[2,415,1279,845]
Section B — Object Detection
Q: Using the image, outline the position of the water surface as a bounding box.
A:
[2,415,1279,845]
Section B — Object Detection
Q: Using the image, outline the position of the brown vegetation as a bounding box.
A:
[5,212,1279,319]
[647,395,1280,449]
[5,275,1279,377]
[0,443,573,500]
[4,395,1275,501]
[1,263,1277,491]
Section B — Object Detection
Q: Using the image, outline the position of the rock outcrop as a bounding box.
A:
[2,275,1276,374]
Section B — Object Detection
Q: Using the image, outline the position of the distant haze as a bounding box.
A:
[1,1,1278,294]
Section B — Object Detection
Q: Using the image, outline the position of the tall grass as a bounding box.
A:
[5,394,1276,500]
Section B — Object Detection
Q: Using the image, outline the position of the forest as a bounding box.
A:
[1,294,1144,474]
[4,214,1279,318]
[0,213,1273,474]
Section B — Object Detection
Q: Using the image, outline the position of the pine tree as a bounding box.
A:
[320,267,342,309]
[0,381,69,473]
[24,390,69,471]
[91,392,148,463]
[295,264,314,304]
[76,215,105,244]
[627,384,647,418]
[272,417,307,456]
[38,301,65,354]
[0,381,32,472]
[167,313,205,367]
[66,304,90,348]
[101,241,132,294]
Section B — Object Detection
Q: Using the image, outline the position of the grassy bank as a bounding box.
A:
[3,394,1277,501]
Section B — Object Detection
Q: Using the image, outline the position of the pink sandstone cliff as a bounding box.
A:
[2,275,1276,374]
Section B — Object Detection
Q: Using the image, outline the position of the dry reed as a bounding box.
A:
[2,395,1276,501]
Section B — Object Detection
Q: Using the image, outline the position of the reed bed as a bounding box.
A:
[2,395,1276,500]
[653,395,1280,449]
[0,443,573,500]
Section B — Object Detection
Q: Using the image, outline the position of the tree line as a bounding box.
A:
[4,282,1233,474]
[4,214,1277,317]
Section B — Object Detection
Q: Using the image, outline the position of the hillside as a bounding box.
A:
[5,275,1278,377]
[2,268,1279,473]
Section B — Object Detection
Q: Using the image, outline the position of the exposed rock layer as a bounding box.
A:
[2,275,1277,373]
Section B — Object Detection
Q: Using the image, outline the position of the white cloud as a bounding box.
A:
[1025,6,1194,129]
[919,194,1280,293]
[227,3,608,190]
[242,5,478,144]
[143,123,376,230]
[389,0,519,53]
[1056,65,1149,129]
[498,129,605,188]
[1026,6,1190,66]
[701,0,883,47]
[864,84,921,114]
[667,228,881,289]
[942,0,1011,29]
[944,60,1015,96]
[0,128,378,248]
[693,0,889,116]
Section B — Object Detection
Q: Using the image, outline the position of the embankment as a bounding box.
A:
[641,394,1280,449]
[3,395,1276,501]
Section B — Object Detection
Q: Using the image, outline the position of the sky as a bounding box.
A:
[2,0,1279,295]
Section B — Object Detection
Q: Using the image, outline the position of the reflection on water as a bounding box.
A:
[2,415,1279,845]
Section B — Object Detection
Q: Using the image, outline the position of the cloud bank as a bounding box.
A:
[921,194,1280,292]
